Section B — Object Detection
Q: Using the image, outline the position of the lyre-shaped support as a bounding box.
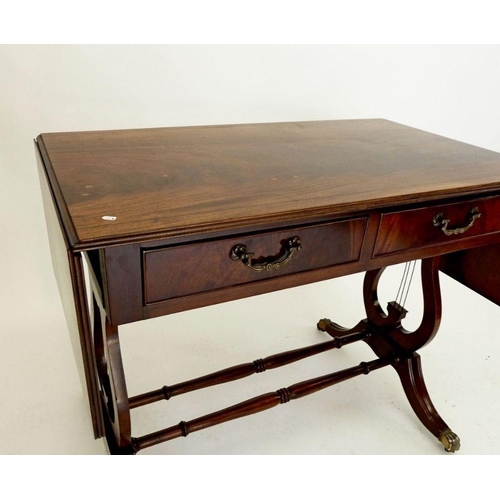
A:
[318,256,460,452]
[363,257,442,352]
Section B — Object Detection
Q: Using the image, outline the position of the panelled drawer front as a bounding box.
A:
[374,196,500,257]
[144,218,367,304]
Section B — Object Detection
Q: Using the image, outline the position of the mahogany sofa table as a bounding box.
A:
[35,119,500,454]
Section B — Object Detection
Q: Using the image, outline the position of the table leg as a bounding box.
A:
[318,256,460,452]
[92,294,133,454]
[393,353,460,452]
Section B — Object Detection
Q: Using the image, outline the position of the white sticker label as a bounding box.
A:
[101,216,117,221]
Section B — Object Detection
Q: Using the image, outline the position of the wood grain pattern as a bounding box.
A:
[440,244,500,306]
[374,195,500,256]
[143,218,366,304]
[37,119,500,250]
[101,245,142,325]
[135,206,500,323]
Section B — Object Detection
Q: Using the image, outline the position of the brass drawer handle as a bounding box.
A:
[433,207,481,236]
[230,236,302,272]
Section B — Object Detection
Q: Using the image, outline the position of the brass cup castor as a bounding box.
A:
[439,429,461,453]
[317,318,331,331]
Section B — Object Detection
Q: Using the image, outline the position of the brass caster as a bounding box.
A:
[317,318,331,331]
[439,428,461,453]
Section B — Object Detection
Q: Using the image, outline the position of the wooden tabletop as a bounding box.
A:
[37,119,500,250]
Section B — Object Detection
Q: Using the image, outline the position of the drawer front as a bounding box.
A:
[143,218,367,304]
[374,196,500,257]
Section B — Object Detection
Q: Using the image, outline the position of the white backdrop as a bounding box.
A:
[1,45,500,455]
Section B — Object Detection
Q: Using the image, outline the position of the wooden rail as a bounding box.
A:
[132,355,396,452]
[129,329,368,409]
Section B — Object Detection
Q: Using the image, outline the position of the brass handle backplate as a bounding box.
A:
[432,206,481,236]
[230,236,302,272]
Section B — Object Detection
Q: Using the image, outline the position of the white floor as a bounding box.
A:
[2,256,499,456]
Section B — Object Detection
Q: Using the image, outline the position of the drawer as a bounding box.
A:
[143,218,367,304]
[373,195,500,257]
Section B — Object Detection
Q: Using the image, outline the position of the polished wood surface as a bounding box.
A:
[129,331,366,409]
[36,119,500,454]
[374,195,500,256]
[99,203,500,326]
[37,119,500,250]
[36,143,104,438]
[144,218,365,304]
[441,244,500,307]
